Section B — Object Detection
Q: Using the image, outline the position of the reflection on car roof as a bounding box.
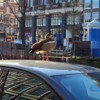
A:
[0,60,99,76]
[2,70,52,100]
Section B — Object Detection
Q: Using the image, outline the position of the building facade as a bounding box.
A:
[22,0,83,49]
[83,0,100,23]
[0,0,18,41]
[83,0,100,41]
[0,0,5,41]
[1,0,100,49]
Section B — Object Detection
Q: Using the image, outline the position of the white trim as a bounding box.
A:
[26,7,83,16]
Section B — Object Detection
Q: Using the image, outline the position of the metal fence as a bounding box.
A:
[0,42,35,59]
[0,41,73,59]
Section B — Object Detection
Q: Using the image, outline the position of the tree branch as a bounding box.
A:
[6,1,21,22]
[15,0,19,5]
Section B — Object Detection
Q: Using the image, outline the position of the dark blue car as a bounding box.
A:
[0,60,100,100]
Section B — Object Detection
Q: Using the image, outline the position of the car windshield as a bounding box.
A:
[53,72,100,100]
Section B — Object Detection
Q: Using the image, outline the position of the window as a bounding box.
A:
[26,17,32,27]
[67,15,73,24]
[51,14,62,26]
[10,18,13,23]
[10,18,17,24]
[53,0,62,4]
[51,28,62,34]
[10,0,16,3]
[67,15,79,25]
[30,0,33,7]
[84,0,91,9]
[2,68,60,100]
[53,72,100,100]
[40,0,47,5]
[74,15,79,24]
[0,0,3,6]
[6,7,10,14]
[36,29,46,41]
[37,0,47,6]
[92,0,99,8]
[0,14,3,20]
[79,0,83,4]
[44,0,47,5]
[92,12,99,20]
[27,0,34,7]
[5,17,10,24]
[27,0,30,7]
[37,16,46,26]
[84,12,91,22]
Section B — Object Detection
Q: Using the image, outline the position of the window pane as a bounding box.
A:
[26,17,32,27]
[92,12,99,20]
[39,0,47,6]
[44,0,47,5]
[0,0,3,7]
[84,0,91,9]
[52,0,62,4]
[37,16,46,26]
[75,15,79,24]
[30,0,33,7]
[67,15,79,25]
[51,14,62,26]
[84,12,91,22]
[92,0,99,8]
[53,72,100,100]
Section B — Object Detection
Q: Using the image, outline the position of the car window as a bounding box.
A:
[53,73,100,100]
[2,68,60,100]
[0,67,8,100]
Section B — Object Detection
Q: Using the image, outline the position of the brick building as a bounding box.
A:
[19,0,83,48]
[82,0,100,41]
[0,0,18,41]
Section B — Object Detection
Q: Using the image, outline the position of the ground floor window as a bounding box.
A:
[36,29,46,42]
[92,12,99,20]
[84,12,91,22]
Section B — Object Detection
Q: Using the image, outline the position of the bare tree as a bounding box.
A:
[5,0,27,45]
[5,0,20,22]
[70,0,83,56]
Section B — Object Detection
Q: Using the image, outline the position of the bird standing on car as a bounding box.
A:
[30,33,56,61]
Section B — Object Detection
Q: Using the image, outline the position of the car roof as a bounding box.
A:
[0,60,99,76]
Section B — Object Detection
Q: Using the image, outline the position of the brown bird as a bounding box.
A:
[30,33,56,60]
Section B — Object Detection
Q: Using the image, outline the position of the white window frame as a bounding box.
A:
[92,12,99,20]
[84,12,91,22]
[84,0,91,9]
[92,0,99,8]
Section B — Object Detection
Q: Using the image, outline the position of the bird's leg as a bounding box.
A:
[46,52,49,61]
[42,52,44,60]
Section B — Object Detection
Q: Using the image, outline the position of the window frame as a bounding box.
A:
[51,14,62,26]
[36,15,46,26]
[92,0,99,8]
[84,0,91,9]
[92,12,99,20]
[84,12,91,22]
